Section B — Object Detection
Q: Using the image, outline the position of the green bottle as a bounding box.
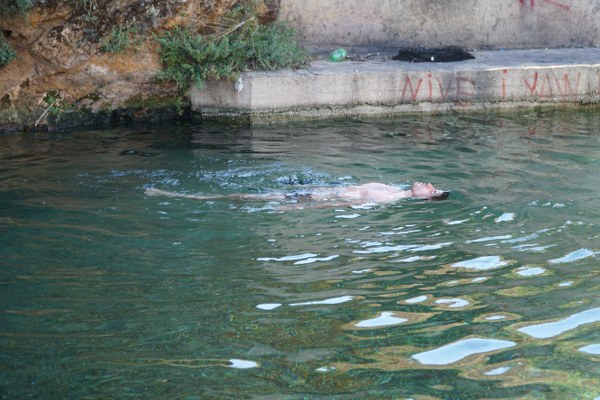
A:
[328,48,347,62]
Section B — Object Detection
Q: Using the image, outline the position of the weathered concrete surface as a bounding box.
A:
[279,0,600,50]
[191,48,600,122]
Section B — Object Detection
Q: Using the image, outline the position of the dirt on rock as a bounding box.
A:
[0,0,274,132]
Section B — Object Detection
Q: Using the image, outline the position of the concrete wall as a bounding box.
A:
[191,48,600,122]
[279,0,600,50]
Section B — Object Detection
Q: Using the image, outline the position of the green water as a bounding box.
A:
[1,109,600,399]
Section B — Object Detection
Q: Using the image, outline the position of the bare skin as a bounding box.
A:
[145,182,448,206]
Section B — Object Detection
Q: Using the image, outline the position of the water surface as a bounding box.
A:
[1,109,600,399]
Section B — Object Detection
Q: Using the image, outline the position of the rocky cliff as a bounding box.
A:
[0,0,277,133]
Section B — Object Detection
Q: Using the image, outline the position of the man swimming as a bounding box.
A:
[145,181,449,205]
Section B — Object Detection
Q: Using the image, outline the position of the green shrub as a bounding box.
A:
[100,24,140,53]
[0,0,34,15]
[0,36,16,67]
[248,21,309,71]
[154,5,309,90]
[154,26,241,90]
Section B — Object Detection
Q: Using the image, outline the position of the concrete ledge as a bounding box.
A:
[279,0,600,50]
[190,48,600,123]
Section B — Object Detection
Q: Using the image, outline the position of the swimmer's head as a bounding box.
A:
[411,182,450,200]
[429,190,450,200]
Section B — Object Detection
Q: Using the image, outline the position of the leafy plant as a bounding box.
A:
[175,96,188,117]
[0,0,34,16]
[0,36,16,67]
[154,26,240,90]
[100,23,140,53]
[154,4,309,90]
[41,90,73,117]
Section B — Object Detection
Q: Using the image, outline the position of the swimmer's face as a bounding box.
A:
[411,182,437,198]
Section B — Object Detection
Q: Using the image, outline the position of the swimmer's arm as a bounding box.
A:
[144,187,284,201]
[145,187,222,200]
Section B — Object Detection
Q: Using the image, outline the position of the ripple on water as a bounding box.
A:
[228,359,259,369]
[404,295,428,304]
[409,242,453,252]
[466,235,512,244]
[353,244,417,254]
[315,366,337,372]
[557,281,574,287]
[495,212,515,223]
[256,303,282,310]
[257,253,318,262]
[474,313,521,323]
[353,241,453,255]
[579,344,600,355]
[351,204,376,210]
[484,366,512,376]
[434,298,470,309]
[445,219,470,225]
[354,312,408,328]
[289,295,354,307]
[293,255,339,265]
[412,337,516,365]
[335,213,362,219]
[548,248,596,264]
[515,266,546,277]
[518,307,600,339]
[485,315,507,321]
[390,255,432,263]
[451,256,509,271]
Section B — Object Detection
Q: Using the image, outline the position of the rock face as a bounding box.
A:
[0,0,262,132]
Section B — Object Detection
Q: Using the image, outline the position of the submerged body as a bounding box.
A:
[306,182,446,203]
[145,182,449,206]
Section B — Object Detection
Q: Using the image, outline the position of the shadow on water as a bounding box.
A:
[1,109,600,398]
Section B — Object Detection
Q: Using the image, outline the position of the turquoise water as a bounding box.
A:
[1,109,600,399]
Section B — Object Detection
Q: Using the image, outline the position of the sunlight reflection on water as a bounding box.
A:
[412,338,517,365]
[518,307,600,339]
